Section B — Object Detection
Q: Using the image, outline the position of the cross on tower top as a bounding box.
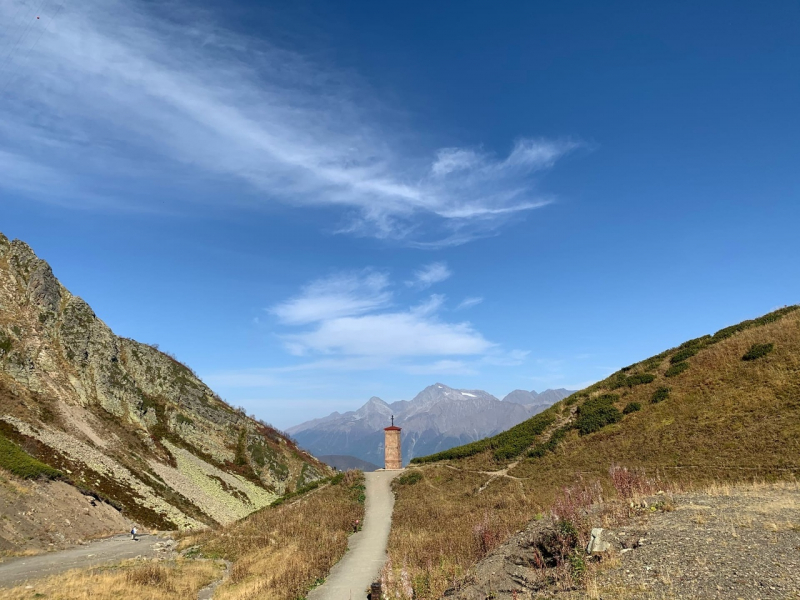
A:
[391,415,394,426]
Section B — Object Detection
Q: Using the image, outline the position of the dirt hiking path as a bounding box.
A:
[307,470,402,600]
[0,534,173,588]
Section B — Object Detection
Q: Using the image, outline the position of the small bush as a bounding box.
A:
[678,335,711,350]
[577,394,618,413]
[608,372,656,389]
[622,402,641,414]
[0,435,62,480]
[665,362,689,378]
[670,347,698,364]
[528,425,571,458]
[742,343,774,361]
[176,413,194,426]
[575,395,622,436]
[0,331,12,355]
[651,386,670,403]
[396,470,423,486]
[625,373,656,387]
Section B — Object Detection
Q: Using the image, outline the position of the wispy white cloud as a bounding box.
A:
[456,296,483,310]
[0,0,580,246]
[405,262,452,289]
[267,270,495,365]
[283,305,492,357]
[270,270,391,325]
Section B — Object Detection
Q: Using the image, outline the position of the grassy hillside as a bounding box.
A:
[184,470,366,600]
[386,306,800,599]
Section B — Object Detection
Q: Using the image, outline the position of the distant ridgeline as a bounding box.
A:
[0,232,330,531]
[288,386,573,466]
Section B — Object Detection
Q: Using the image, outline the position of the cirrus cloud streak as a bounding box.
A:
[0,0,580,246]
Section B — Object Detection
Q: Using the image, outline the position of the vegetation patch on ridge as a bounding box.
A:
[575,394,622,435]
[0,433,62,480]
[742,342,774,361]
[665,362,690,377]
[411,409,557,464]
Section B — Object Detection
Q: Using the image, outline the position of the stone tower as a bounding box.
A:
[384,416,402,470]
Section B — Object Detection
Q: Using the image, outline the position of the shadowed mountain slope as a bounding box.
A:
[0,232,329,545]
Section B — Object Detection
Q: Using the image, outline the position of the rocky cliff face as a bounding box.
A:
[0,233,329,534]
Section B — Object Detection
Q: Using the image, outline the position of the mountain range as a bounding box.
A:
[287,384,572,466]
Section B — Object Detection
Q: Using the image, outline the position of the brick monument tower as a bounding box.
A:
[384,416,402,470]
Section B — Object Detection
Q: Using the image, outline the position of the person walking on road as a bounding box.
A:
[130,526,138,541]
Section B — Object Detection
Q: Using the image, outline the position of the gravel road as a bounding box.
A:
[307,470,402,600]
[0,534,174,588]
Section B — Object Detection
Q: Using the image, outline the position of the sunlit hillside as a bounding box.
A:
[385,306,800,598]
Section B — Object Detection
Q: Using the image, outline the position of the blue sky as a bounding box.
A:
[1,1,798,428]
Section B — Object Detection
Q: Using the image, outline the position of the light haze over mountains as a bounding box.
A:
[288,384,572,466]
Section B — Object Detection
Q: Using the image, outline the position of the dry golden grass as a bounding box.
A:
[185,470,365,600]
[386,310,800,599]
[1,558,222,599]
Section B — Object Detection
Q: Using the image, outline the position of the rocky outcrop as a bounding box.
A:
[0,231,330,538]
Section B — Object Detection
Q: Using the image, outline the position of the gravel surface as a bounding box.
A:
[446,482,800,599]
[0,534,174,588]
[595,483,800,599]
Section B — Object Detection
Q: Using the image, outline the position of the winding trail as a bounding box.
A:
[307,470,402,600]
[0,534,173,588]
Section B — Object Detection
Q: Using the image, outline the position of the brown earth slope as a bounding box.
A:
[385,306,800,598]
[0,232,330,551]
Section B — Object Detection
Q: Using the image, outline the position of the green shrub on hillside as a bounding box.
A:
[625,373,656,387]
[411,409,557,464]
[710,306,798,344]
[651,386,670,403]
[742,343,774,361]
[528,425,571,458]
[623,402,641,414]
[0,435,62,480]
[678,335,711,350]
[608,372,656,390]
[0,331,12,355]
[606,367,656,390]
[396,470,423,486]
[492,411,558,460]
[575,394,622,436]
[670,347,698,364]
[665,362,690,377]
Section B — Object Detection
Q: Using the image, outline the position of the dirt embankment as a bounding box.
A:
[0,470,130,557]
[448,482,800,600]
